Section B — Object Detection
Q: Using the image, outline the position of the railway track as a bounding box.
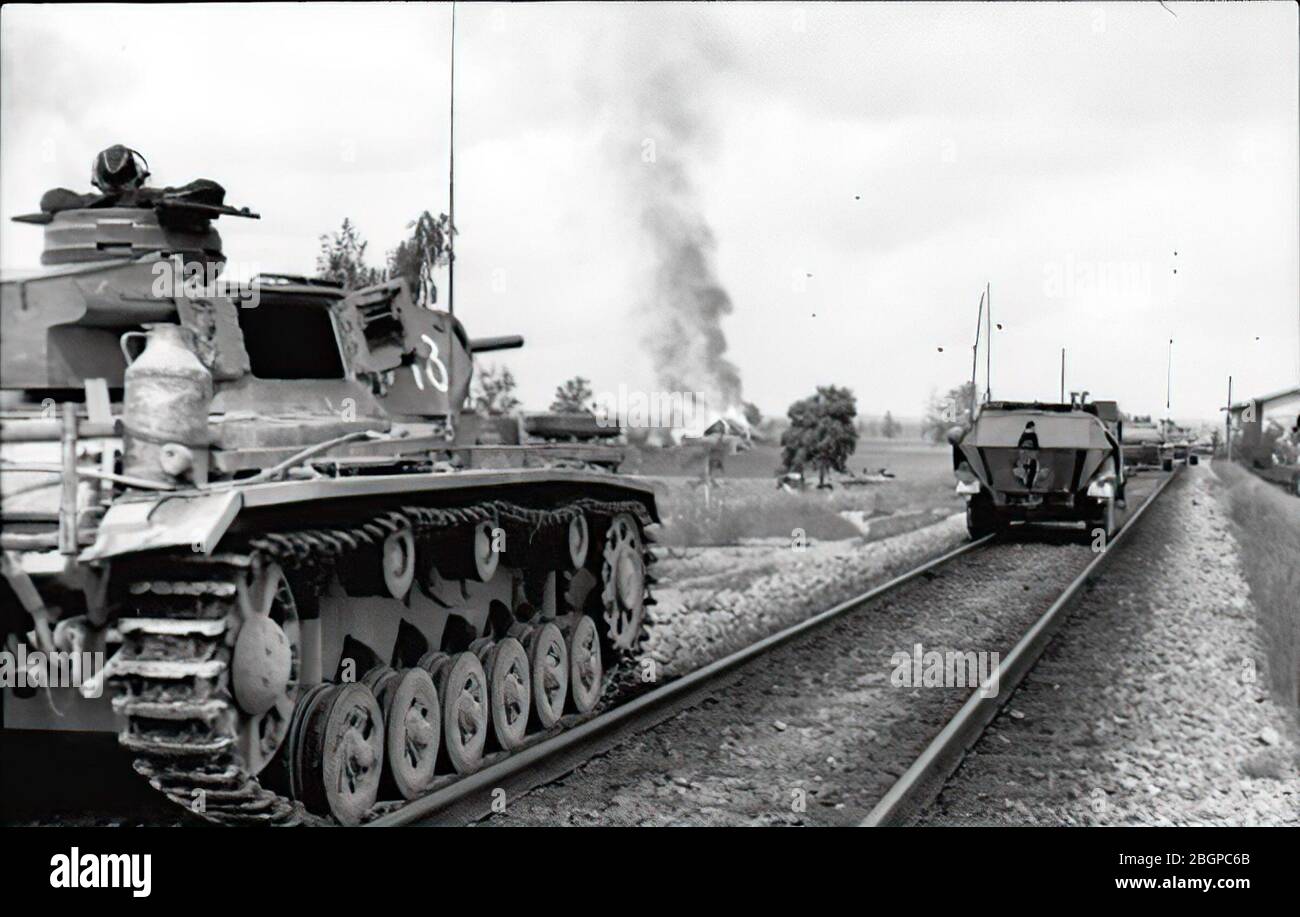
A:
[375,471,1177,826]
[861,467,1180,825]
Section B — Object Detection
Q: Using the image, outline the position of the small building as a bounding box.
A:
[1229,384,1300,464]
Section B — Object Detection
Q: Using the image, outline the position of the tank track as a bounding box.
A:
[108,496,657,826]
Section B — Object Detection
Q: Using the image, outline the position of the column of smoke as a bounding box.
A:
[616,32,746,438]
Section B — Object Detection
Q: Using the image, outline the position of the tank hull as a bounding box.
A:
[4,471,658,826]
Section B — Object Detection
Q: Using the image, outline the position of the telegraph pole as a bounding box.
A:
[1224,375,1233,462]
[447,1,457,316]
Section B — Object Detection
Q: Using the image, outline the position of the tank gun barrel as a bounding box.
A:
[468,335,524,353]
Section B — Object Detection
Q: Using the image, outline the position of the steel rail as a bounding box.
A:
[370,529,995,826]
[860,467,1181,826]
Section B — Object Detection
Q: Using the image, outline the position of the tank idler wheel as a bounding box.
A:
[482,637,531,751]
[231,560,302,775]
[292,682,384,826]
[526,622,569,729]
[382,528,417,600]
[567,615,603,714]
[376,668,440,800]
[436,652,489,774]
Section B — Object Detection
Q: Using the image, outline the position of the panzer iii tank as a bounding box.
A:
[949,395,1124,540]
[0,148,657,825]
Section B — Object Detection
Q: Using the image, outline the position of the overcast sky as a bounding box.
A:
[2,2,1296,422]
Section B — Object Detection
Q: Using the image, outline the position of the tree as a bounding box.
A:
[316,218,382,291]
[922,382,977,443]
[473,363,521,416]
[550,376,595,413]
[779,385,859,488]
[881,411,901,439]
[388,212,454,308]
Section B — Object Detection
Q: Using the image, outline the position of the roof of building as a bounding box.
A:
[1229,384,1300,413]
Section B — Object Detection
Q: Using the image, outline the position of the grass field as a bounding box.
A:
[632,437,947,480]
[1214,461,1300,717]
[635,439,962,547]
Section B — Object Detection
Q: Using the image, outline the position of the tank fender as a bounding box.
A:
[79,489,242,562]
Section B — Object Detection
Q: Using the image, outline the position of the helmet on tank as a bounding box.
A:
[91,145,150,192]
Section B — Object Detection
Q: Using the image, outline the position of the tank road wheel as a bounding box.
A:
[230,561,302,775]
[600,513,648,654]
[293,683,384,825]
[527,622,569,729]
[382,528,417,600]
[486,637,531,751]
[439,652,489,774]
[378,669,440,799]
[567,615,603,714]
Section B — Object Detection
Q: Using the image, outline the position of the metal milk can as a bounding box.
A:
[120,323,212,484]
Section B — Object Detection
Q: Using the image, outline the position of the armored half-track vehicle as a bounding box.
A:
[0,148,657,825]
[950,398,1124,540]
[1121,414,1164,470]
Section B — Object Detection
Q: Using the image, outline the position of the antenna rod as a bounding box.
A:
[1060,348,1065,402]
[447,1,456,316]
[969,288,985,423]
[985,281,991,402]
